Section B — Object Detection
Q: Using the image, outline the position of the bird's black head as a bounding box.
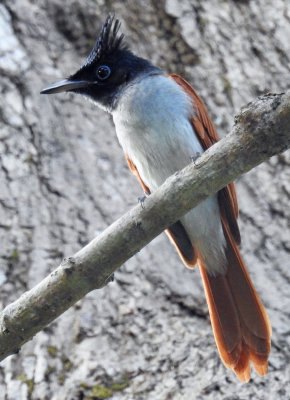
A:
[41,14,161,111]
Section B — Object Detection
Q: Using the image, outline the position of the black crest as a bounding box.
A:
[84,14,125,67]
[41,14,161,109]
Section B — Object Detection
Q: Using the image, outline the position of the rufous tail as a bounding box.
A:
[198,220,271,382]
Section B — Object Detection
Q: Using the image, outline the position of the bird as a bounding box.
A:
[41,14,271,382]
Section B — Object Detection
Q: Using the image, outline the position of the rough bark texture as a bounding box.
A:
[0,1,289,399]
[1,91,289,365]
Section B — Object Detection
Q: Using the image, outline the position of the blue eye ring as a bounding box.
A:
[97,65,111,80]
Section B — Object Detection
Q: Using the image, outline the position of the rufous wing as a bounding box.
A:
[169,73,240,243]
[125,153,151,194]
[170,73,271,382]
[124,153,196,266]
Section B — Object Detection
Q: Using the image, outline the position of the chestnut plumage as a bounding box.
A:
[41,14,271,382]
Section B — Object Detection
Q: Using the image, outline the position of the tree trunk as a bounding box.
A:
[0,1,289,399]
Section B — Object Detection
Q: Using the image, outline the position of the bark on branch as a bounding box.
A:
[0,92,290,362]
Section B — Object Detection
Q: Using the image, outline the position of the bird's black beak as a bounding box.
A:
[40,79,90,94]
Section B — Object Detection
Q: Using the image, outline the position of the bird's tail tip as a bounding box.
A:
[198,220,271,382]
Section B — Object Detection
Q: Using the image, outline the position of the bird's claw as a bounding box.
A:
[106,273,114,284]
[138,191,150,208]
[138,196,146,209]
[190,152,201,164]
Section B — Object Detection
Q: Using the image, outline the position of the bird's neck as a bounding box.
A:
[106,68,162,113]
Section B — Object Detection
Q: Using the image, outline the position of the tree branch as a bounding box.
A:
[0,92,290,362]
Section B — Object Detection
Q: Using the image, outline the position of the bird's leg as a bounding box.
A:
[138,190,150,209]
[190,152,201,164]
[105,273,114,284]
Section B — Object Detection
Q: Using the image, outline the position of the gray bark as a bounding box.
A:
[0,91,289,364]
[0,1,290,399]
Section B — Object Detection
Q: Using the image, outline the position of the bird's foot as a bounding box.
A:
[138,190,150,209]
[106,273,114,284]
[190,152,201,164]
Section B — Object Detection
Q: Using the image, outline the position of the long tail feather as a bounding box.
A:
[198,220,271,382]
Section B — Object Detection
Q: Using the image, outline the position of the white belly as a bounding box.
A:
[112,74,226,273]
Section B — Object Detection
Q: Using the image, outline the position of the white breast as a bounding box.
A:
[113,74,203,190]
[112,74,226,274]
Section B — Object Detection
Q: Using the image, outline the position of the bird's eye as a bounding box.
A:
[96,65,111,81]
